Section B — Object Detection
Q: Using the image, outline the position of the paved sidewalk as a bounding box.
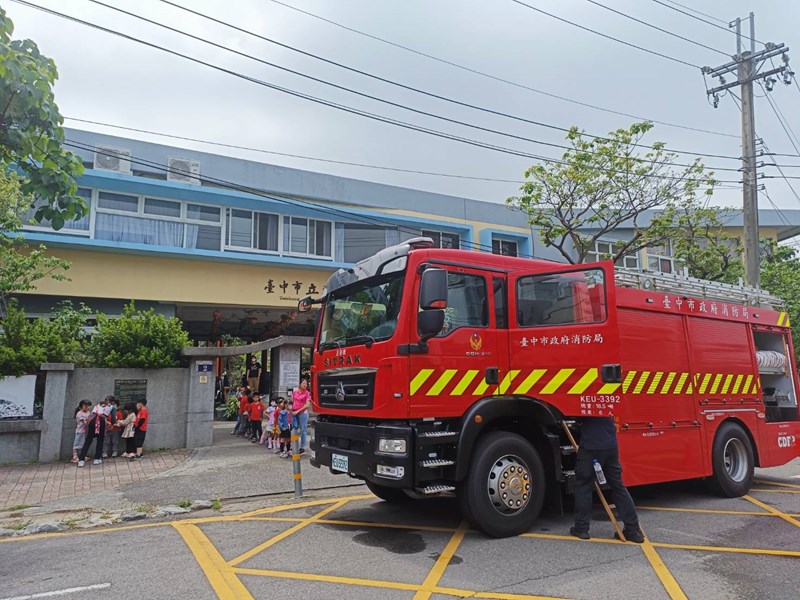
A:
[0,450,191,510]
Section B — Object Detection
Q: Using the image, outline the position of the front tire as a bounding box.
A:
[366,480,411,503]
[457,431,546,538]
[708,422,754,497]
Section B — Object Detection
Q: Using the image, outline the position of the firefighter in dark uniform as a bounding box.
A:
[570,416,645,543]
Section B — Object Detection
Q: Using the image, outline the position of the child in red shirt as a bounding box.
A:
[131,399,149,461]
[248,393,265,443]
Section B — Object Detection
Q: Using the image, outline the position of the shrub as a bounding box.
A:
[88,301,189,368]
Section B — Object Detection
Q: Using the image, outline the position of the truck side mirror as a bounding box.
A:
[420,268,448,310]
[418,309,445,341]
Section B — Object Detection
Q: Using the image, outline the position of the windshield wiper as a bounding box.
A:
[319,336,346,351]
[345,334,376,348]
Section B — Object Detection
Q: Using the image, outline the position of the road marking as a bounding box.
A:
[242,516,457,533]
[0,584,111,600]
[239,493,372,517]
[639,527,688,600]
[0,521,168,544]
[174,523,253,600]
[638,505,777,517]
[228,498,351,567]
[750,488,800,494]
[754,479,800,490]
[414,520,469,600]
[521,531,626,545]
[651,541,800,558]
[742,495,800,528]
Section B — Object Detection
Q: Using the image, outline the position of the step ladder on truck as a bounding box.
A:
[302,237,800,537]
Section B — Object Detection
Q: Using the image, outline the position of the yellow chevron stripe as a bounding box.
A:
[513,369,547,395]
[686,380,693,394]
[498,370,521,394]
[451,370,479,396]
[721,374,733,395]
[742,375,753,396]
[698,373,712,394]
[633,371,651,394]
[621,371,637,394]
[427,369,458,396]
[410,369,434,395]
[732,374,743,394]
[659,372,676,394]
[568,368,598,394]
[673,372,688,394]
[597,383,621,394]
[646,372,664,394]
[778,312,787,326]
[752,378,761,394]
[540,368,575,394]
[472,378,493,396]
[709,374,723,395]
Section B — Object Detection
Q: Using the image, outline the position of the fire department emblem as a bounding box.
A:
[335,380,346,402]
[470,332,482,351]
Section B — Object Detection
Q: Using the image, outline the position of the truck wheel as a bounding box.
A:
[457,431,545,538]
[366,480,411,503]
[708,422,754,497]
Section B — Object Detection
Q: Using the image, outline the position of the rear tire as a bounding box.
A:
[457,431,546,538]
[707,422,754,497]
[365,480,411,503]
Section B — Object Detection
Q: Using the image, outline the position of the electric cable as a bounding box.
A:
[649,0,766,46]
[658,0,728,26]
[509,0,701,69]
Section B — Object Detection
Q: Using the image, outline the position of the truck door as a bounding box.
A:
[508,262,622,419]
[409,266,504,419]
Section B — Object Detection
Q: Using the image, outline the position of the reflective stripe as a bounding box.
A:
[721,374,733,395]
[698,373,712,394]
[597,382,621,394]
[633,371,650,394]
[742,375,753,396]
[709,374,723,395]
[622,371,637,394]
[646,372,664,395]
[732,374,743,394]
[410,369,434,395]
[498,370,520,394]
[540,369,575,394]
[673,373,688,394]
[513,369,547,394]
[427,369,458,396]
[660,372,676,394]
[568,368,598,394]
[451,370,479,396]
[472,378,493,396]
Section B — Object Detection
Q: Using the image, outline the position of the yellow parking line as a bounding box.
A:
[750,488,800,494]
[521,531,626,545]
[742,495,800,528]
[638,506,778,517]
[174,523,253,600]
[240,494,372,517]
[754,479,800,490]
[414,520,469,600]
[0,521,169,544]
[639,526,688,600]
[242,516,458,533]
[651,541,800,558]
[228,498,351,567]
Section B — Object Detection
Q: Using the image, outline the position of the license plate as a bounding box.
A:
[331,453,349,473]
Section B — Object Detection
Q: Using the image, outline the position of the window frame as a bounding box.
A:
[283,215,333,259]
[434,270,489,338]
[515,267,608,328]
[421,229,461,250]
[492,238,518,257]
[22,187,93,236]
[223,207,280,254]
[585,239,640,269]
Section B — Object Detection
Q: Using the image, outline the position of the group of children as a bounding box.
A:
[73,395,149,467]
[231,387,294,457]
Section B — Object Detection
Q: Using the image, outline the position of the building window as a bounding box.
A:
[422,230,460,249]
[225,208,278,252]
[283,216,332,257]
[23,188,92,233]
[586,240,639,269]
[492,239,518,257]
[97,191,138,212]
[338,224,396,263]
[647,242,675,274]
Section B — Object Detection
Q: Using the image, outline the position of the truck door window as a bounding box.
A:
[516,268,607,327]
[493,277,507,328]
[436,272,488,336]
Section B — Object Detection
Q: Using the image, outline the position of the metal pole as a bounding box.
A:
[739,50,760,288]
[291,428,303,497]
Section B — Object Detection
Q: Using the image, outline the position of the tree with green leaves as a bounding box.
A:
[1,6,85,228]
[507,121,717,265]
[761,242,800,361]
[0,170,70,316]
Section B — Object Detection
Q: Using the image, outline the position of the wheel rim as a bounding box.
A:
[486,454,532,515]
[723,438,748,482]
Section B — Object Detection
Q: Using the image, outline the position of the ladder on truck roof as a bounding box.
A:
[613,267,785,310]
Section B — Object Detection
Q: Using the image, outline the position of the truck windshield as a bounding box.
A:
[318,272,405,350]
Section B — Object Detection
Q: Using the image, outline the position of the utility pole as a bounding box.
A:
[702,13,793,288]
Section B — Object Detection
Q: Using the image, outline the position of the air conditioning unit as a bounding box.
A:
[93,145,132,174]
[167,157,201,185]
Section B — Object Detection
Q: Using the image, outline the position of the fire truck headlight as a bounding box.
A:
[377,438,407,454]
[376,465,405,479]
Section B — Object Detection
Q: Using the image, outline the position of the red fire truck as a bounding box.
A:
[302,237,800,537]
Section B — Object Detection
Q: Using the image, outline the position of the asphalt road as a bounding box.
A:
[1,461,798,600]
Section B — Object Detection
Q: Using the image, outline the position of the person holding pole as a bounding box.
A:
[569,416,644,543]
[291,378,312,454]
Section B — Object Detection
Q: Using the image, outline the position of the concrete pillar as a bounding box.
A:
[186,358,215,448]
[272,345,302,397]
[39,363,74,463]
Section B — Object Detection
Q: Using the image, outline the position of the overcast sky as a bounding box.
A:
[5,0,800,213]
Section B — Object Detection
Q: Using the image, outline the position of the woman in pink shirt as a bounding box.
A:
[292,379,312,454]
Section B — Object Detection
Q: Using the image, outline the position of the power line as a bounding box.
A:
[265,0,736,138]
[761,90,800,156]
[65,117,527,184]
[509,0,701,69]
[11,0,746,183]
[649,0,765,45]
[658,0,728,25]
[90,0,744,166]
[583,0,729,57]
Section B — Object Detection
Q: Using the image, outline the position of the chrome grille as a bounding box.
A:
[317,373,375,409]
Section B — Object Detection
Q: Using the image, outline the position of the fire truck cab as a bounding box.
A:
[304,237,800,537]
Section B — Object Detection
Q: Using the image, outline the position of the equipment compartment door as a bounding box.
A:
[508,262,622,418]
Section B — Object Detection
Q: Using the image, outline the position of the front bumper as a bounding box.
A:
[310,420,413,488]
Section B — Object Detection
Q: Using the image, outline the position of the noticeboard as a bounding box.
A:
[114,379,148,404]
